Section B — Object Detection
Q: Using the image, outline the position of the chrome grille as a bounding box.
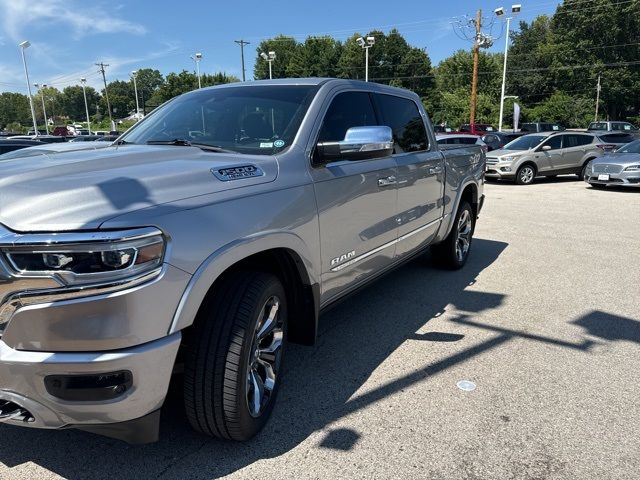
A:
[486,157,499,165]
[593,164,623,174]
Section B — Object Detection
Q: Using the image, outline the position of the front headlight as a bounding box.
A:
[1,228,165,286]
[502,156,515,163]
[624,164,640,171]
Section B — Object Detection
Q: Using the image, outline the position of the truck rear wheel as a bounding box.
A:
[430,201,474,270]
[184,271,287,440]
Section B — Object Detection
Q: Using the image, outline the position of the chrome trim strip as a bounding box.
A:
[330,218,441,272]
[2,226,162,247]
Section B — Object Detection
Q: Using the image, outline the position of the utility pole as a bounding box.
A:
[96,62,114,128]
[235,40,250,82]
[469,9,482,126]
[594,74,601,122]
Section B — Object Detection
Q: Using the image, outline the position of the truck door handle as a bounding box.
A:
[378,176,397,187]
[429,166,443,175]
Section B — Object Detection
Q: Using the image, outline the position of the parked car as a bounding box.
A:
[520,122,564,133]
[437,134,488,152]
[0,78,485,444]
[457,123,496,136]
[485,131,610,184]
[433,124,452,134]
[75,129,91,136]
[7,135,67,143]
[52,126,72,137]
[0,139,44,155]
[587,121,638,133]
[27,129,49,136]
[481,131,525,151]
[69,135,102,142]
[0,140,110,160]
[584,139,640,188]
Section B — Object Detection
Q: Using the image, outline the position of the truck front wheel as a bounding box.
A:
[184,271,287,440]
[430,201,475,270]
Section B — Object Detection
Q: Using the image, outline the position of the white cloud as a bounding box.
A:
[0,0,146,41]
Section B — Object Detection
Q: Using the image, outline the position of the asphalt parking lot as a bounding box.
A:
[0,177,638,480]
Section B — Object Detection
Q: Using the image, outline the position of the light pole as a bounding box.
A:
[131,70,141,120]
[190,52,203,88]
[356,36,375,82]
[34,83,49,134]
[495,4,521,131]
[260,51,276,79]
[19,41,39,136]
[80,77,91,134]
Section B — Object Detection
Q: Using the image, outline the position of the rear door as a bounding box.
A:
[558,134,593,171]
[537,135,563,173]
[373,93,444,257]
[310,91,398,300]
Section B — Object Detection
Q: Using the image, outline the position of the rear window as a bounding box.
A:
[589,122,608,130]
[599,133,636,144]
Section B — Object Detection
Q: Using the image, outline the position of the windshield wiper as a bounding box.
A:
[146,139,235,153]
[114,139,132,145]
[147,139,192,146]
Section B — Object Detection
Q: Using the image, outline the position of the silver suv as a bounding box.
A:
[485,132,609,184]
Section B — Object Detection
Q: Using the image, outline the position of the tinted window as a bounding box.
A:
[375,94,428,153]
[563,135,583,148]
[575,135,594,146]
[0,145,21,154]
[542,135,563,150]
[459,137,478,145]
[504,135,545,150]
[318,92,377,143]
[589,122,608,130]
[482,135,498,143]
[600,133,635,144]
[521,124,537,132]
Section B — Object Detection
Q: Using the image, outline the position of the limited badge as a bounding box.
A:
[274,139,285,148]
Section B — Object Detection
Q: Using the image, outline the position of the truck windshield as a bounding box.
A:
[120,85,319,155]
[502,135,545,150]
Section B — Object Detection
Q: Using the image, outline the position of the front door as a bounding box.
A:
[537,135,563,173]
[310,91,398,301]
[373,93,444,257]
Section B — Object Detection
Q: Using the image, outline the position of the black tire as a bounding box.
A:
[578,161,593,181]
[515,164,536,185]
[430,201,475,270]
[184,271,287,441]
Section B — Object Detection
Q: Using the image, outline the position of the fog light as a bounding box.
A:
[500,167,512,172]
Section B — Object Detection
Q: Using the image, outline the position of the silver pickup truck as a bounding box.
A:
[0,79,484,443]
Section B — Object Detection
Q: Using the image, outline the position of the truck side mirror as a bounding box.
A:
[316,126,394,163]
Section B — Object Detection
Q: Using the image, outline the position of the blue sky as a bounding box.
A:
[0,0,560,94]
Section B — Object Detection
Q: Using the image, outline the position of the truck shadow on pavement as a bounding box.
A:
[3,238,633,479]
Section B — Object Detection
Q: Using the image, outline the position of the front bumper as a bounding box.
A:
[485,161,516,179]
[585,172,640,187]
[0,332,180,433]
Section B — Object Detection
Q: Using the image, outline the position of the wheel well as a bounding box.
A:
[461,183,479,218]
[518,161,538,174]
[583,157,596,166]
[189,249,318,347]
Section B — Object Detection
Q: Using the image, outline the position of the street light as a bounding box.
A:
[18,40,39,136]
[190,52,203,88]
[130,70,141,120]
[34,83,49,134]
[80,77,91,134]
[496,4,521,131]
[260,51,276,80]
[356,36,375,82]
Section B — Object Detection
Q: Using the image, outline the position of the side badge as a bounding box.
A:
[212,165,264,181]
[274,139,286,148]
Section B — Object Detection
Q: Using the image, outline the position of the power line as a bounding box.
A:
[234,40,250,82]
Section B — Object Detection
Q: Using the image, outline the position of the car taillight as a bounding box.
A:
[596,144,617,151]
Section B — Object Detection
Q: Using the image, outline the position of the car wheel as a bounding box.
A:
[515,165,536,185]
[184,271,287,440]
[578,160,593,181]
[430,201,474,270]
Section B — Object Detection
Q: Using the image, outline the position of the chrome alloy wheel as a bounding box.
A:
[246,295,284,417]
[519,166,535,184]
[455,209,472,263]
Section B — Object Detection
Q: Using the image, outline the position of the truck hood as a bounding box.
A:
[0,145,278,231]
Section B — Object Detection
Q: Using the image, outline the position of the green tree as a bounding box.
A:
[0,92,31,129]
[287,36,342,77]
[254,35,299,80]
[526,92,593,127]
[133,68,164,107]
[101,80,134,118]
[59,85,100,121]
[147,70,238,106]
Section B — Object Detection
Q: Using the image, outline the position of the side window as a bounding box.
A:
[374,94,429,153]
[542,135,562,150]
[462,137,477,145]
[576,135,595,146]
[563,135,581,148]
[317,92,377,143]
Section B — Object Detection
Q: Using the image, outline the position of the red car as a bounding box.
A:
[52,126,71,137]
